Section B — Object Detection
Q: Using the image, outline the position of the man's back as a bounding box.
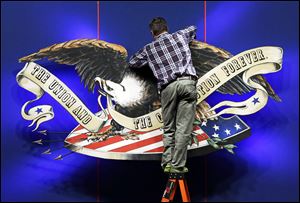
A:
[129,26,198,90]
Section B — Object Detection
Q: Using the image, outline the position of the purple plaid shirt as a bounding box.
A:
[129,26,198,90]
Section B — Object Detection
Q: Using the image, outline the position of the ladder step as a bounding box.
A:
[169,172,185,179]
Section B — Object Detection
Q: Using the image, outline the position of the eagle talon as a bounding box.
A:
[86,127,140,142]
[119,132,140,140]
[87,127,114,142]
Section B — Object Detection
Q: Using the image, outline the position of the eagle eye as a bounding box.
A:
[106,85,114,91]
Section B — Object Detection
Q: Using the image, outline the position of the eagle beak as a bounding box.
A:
[94,77,114,98]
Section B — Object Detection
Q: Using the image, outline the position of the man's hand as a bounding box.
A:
[195,100,216,122]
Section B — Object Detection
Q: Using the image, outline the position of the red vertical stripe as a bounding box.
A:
[97,1,100,40]
[204,0,207,43]
[96,2,100,202]
[203,1,208,202]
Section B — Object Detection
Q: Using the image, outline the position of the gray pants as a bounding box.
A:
[160,79,197,169]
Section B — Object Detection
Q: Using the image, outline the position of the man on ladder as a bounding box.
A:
[129,17,199,202]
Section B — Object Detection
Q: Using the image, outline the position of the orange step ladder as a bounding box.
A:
[161,173,191,202]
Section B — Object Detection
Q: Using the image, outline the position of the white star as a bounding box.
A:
[224,129,231,135]
[201,121,207,126]
[212,132,219,138]
[212,124,220,131]
[234,123,241,130]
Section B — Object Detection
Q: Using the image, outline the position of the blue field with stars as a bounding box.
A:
[200,116,249,140]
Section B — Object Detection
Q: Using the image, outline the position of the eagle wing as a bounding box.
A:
[19,39,128,92]
[190,40,281,101]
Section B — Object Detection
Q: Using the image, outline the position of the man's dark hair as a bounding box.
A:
[149,17,168,36]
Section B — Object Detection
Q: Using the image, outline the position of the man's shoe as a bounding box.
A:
[163,163,172,173]
[169,167,189,173]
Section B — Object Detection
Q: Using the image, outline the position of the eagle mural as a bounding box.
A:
[19,39,281,141]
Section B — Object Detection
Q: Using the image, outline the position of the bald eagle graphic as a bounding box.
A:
[19,39,281,137]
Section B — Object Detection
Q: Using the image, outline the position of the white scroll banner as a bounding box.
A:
[196,46,283,117]
[16,62,106,132]
[16,46,283,132]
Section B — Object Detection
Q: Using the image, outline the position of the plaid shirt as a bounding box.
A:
[129,26,198,90]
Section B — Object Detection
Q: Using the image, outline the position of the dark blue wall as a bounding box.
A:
[1,1,299,201]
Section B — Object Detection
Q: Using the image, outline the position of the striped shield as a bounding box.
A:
[65,110,250,160]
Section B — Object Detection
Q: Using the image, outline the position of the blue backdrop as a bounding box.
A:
[1,1,299,202]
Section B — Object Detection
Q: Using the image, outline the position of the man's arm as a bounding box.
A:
[129,47,148,68]
[177,25,197,43]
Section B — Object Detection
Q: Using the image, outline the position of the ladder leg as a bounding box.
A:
[161,179,178,202]
[179,179,191,202]
[183,179,191,201]
[169,180,178,201]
